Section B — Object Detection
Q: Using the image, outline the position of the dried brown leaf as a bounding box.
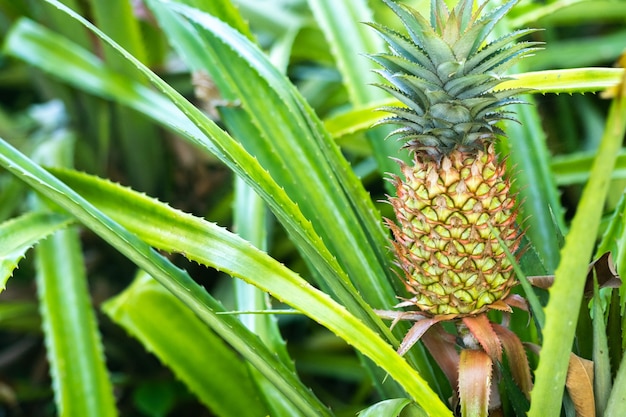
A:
[487,299,513,313]
[566,353,596,417]
[526,275,554,289]
[528,252,622,296]
[503,294,529,312]
[584,252,622,297]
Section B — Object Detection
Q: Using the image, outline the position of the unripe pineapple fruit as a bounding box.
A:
[387,144,519,315]
[372,0,538,316]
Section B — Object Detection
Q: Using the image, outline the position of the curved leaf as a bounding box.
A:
[0,211,72,291]
[528,70,626,417]
[145,0,403,322]
[4,4,440,388]
[357,398,413,417]
[44,165,453,416]
[104,271,269,417]
[458,349,492,417]
[498,68,623,94]
[35,226,118,417]
[3,16,387,337]
[0,137,332,417]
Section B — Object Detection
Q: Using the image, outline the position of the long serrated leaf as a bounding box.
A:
[502,98,563,273]
[458,349,492,417]
[7,0,438,393]
[104,271,269,417]
[3,18,384,334]
[145,0,403,316]
[0,211,73,291]
[53,0,436,390]
[35,226,118,417]
[31,133,117,417]
[40,166,452,416]
[499,68,624,94]
[552,150,626,186]
[4,12,395,342]
[592,281,612,417]
[0,138,332,417]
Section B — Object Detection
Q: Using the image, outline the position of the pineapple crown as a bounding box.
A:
[369,0,540,159]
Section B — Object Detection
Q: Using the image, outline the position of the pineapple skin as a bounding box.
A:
[387,144,520,316]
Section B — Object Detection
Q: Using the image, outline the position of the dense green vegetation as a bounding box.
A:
[0,1,625,416]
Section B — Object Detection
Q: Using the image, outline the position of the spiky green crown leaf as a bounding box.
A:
[369,0,540,159]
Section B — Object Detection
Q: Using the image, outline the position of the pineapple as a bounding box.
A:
[370,0,538,317]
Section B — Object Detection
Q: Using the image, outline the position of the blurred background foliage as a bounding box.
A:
[0,0,625,416]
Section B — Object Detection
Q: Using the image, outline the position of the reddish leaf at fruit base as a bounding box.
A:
[493,323,533,398]
[459,349,493,417]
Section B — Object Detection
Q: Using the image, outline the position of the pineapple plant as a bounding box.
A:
[370,0,538,414]
[370,0,536,318]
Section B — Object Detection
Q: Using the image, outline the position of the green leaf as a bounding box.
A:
[30,134,117,417]
[324,102,390,141]
[3,16,388,339]
[357,398,414,417]
[307,0,382,106]
[605,352,626,417]
[144,0,402,316]
[525,29,626,70]
[0,211,73,291]
[0,138,332,417]
[104,271,269,417]
[307,0,406,177]
[43,165,452,416]
[498,68,624,95]
[528,74,626,417]
[592,282,612,417]
[509,0,606,28]
[503,96,564,274]
[88,0,164,194]
[88,0,147,67]
[5,1,440,404]
[140,1,436,388]
[552,150,626,185]
[35,226,118,417]
[233,177,301,417]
